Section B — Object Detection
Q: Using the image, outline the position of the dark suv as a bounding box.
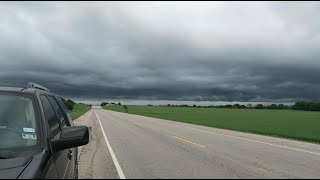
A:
[0,83,89,179]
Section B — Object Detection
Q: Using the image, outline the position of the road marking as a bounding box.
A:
[94,110,126,179]
[173,136,206,148]
[258,167,268,172]
[104,110,320,156]
[163,121,320,156]
[134,122,142,126]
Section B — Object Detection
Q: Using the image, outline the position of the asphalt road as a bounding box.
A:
[92,106,320,179]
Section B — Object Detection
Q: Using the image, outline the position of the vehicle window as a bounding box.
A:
[0,93,37,149]
[40,96,61,139]
[56,97,73,126]
[48,96,69,127]
[56,98,69,114]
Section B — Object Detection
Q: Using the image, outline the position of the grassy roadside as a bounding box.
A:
[103,105,320,143]
[70,103,92,120]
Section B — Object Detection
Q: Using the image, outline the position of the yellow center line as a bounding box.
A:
[173,136,206,148]
[134,122,143,126]
[257,167,268,172]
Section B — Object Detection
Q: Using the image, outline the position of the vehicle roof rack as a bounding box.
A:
[27,82,51,92]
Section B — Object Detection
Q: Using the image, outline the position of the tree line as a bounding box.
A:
[101,102,121,106]
[100,101,320,112]
[292,102,320,111]
[165,103,291,109]
[166,102,320,111]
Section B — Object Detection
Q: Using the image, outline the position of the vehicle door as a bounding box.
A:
[49,96,77,179]
[47,95,75,179]
[40,95,71,179]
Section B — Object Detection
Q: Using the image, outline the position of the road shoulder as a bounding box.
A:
[74,109,119,179]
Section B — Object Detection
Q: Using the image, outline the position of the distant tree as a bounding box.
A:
[266,104,278,109]
[225,104,233,108]
[147,104,153,106]
[180,104,189,107]
[277,104,290,110]
[111,102,116,105]
[66,99,76,105]
[309,102,320,111]
[100,102,108,106]
[292,102,311,111]
[240,105,247,109]
[277,104,283,109]
[168,104,171,107]
[233,104,241,109]
[118,102,121,105]
[247,104,253,109]
[255,104,264,109]
[124,105,128,113]
[290,101,320,111]
[63,99,75,110]
[193,104,196,108]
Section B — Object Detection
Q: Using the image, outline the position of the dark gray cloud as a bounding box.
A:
[0,1,320,102]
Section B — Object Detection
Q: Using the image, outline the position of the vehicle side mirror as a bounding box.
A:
[51,126,89,151]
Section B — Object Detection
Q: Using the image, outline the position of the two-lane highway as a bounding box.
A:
[92,107,320,179]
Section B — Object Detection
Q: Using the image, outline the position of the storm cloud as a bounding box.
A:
[0,1,320,102]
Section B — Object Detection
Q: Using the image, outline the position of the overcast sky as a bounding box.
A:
[0,1,319,102]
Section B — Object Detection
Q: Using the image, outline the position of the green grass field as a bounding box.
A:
[70,103,92,120]
[103,105,320,143]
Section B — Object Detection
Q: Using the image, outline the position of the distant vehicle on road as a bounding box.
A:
[0,82,89,179]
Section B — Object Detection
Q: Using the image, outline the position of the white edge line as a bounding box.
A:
[94,109,126,179]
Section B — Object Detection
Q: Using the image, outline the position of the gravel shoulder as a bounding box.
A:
[74,109,119,179]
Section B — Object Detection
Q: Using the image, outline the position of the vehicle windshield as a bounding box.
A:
[0,93,38,158]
